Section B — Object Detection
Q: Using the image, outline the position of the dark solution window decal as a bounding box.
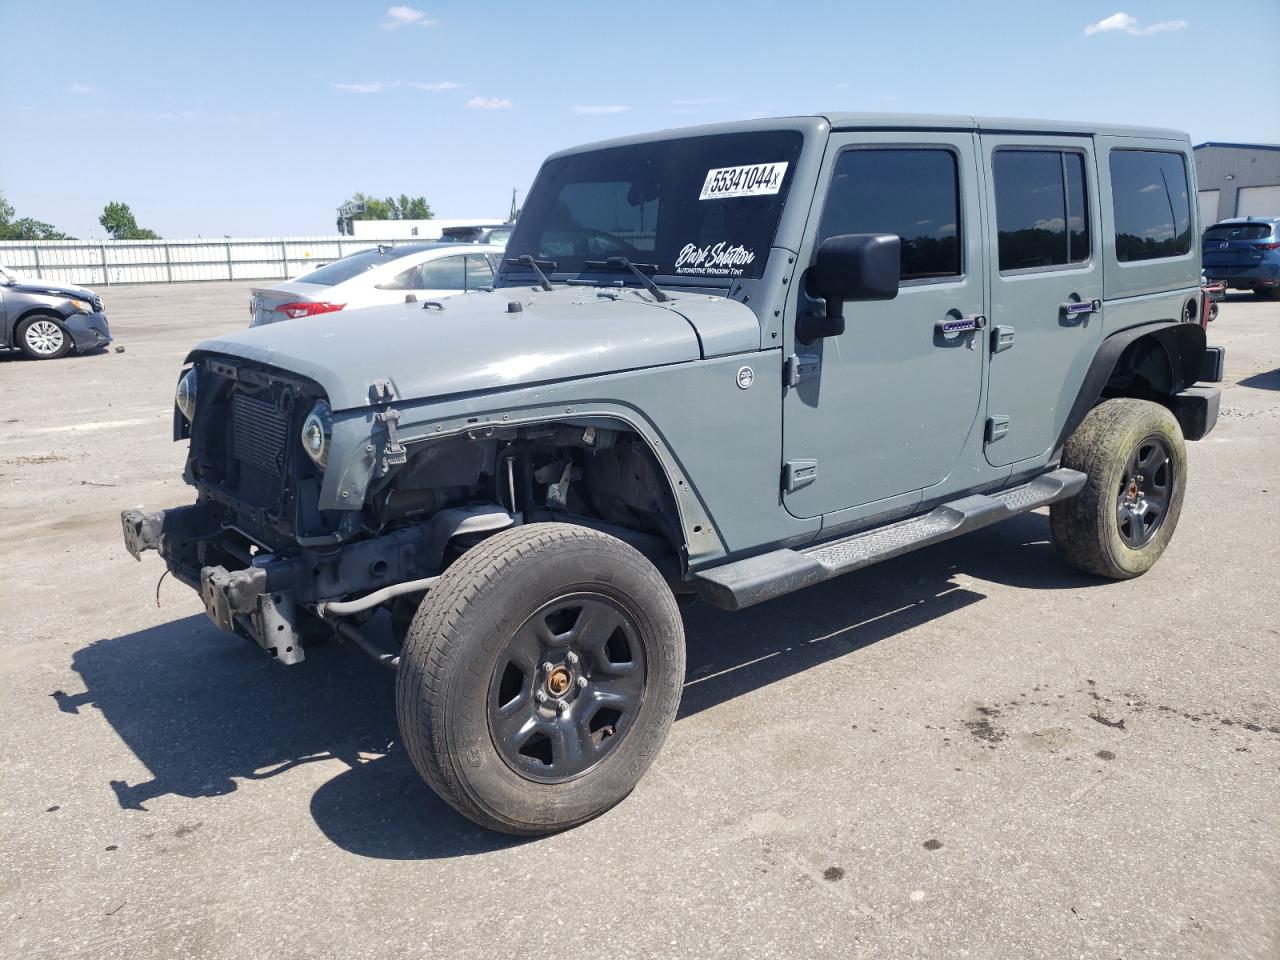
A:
[1110,150,1191,262]
[993,150,1091,272]
[817,149,961,281]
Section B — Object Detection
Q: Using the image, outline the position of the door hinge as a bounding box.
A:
[784,353,820,388]
[991,324,1015,353]
[783,459,818,493]
[986,416,1010,442]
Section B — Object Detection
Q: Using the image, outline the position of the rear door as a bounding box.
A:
[980,135,1103,467]
[781,132,987,518]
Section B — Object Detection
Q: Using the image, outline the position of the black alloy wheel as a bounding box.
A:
[1115,435,1174,548]
[487,592,646,783]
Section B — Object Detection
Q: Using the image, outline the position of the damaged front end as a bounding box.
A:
[124,353,683,667]
[122,500,510,664]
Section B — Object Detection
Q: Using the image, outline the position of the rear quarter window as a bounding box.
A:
[1109,150,1192,262]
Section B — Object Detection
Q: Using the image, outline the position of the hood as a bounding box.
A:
[9,279,97,300]
[190,287,760,411]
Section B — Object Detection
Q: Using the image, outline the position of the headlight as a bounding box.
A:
[301,400,332,469]
[175,367,198,422]
[67,298,94,314]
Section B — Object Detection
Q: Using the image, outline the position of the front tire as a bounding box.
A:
[1050,398,1187,579]
[17,315,72,360]
[396,523,685,835]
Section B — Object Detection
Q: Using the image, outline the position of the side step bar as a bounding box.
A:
[694,468,1087,611]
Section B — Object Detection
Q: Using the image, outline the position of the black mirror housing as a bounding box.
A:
[799,233,901,342]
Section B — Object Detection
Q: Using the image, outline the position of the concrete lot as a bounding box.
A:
[1,283,1277,960]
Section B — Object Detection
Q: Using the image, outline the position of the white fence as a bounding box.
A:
[0,236,408,286]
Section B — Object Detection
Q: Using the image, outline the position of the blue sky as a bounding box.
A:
[1,1,1277,239]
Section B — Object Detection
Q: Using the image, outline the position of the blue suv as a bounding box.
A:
[1202,217,1280,298]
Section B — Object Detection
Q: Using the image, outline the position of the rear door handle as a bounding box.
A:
[936,314,986,335]
[1061,299,1101,318]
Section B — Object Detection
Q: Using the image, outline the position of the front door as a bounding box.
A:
[979,135,1103,466]
[782,132,987,519]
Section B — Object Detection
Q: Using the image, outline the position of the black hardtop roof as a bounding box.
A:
[545,112,1189,161]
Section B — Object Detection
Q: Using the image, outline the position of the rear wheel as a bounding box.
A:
[17,315,71,360]
[396,523,685,835]
[1050,399,1187,579]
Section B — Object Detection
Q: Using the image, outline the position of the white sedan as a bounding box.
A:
[249,242,504,327]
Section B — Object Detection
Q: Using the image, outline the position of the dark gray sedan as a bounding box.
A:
[0,264,112,359]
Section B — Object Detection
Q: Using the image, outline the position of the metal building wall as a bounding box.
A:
[1193,144,1280,221]
[0,236,404,286]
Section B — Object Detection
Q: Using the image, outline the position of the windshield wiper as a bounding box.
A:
[583,257,670,302]
[506,255,557,292]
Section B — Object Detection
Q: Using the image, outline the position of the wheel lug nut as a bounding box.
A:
[541,661,554,674]
[566,651,579,665]
[576,676,588,689]
[556,699,569,713]
[535,690,548,704]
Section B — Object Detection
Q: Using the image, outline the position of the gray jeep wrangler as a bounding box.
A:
[122,114,1223,834]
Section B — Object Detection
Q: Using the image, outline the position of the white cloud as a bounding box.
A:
[467,96,511,110]
[572,105,630,115]
[1084,11,1187,36]
[331,81,400,93]
[408,80,462,91]
[69,82,95,95]
[381,5,436,29]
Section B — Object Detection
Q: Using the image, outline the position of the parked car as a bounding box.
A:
[1202,217,1280,298]
[0,264,112,359]
[123,113,1223,836]
[249,243,503,326]
[439,223,514,246]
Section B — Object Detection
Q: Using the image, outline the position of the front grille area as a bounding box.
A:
[231,392,290,476]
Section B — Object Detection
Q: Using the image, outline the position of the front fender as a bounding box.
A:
[319,353,795,568]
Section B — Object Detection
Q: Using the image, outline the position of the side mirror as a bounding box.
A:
[798,233,901,342]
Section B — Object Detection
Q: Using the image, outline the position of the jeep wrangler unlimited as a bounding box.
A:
[122,114,1224,834]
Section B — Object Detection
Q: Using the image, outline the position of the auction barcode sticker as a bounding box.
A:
[698,162,789,200]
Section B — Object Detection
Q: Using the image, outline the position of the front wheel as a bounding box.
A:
[17,315,72,360]
[1050,398,1187,579]
[396,523,685,835]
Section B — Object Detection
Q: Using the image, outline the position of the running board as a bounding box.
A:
[694,468,1087,611]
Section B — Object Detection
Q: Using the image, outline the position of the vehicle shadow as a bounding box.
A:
[1239,368,1280,391]
[65,511,1092,860]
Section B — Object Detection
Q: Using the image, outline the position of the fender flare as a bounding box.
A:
[1055,321,1206,455]
[333,404,723,570]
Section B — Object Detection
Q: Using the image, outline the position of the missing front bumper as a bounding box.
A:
[200,565,306,664]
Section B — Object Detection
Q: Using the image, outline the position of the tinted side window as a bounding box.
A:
[817,149,961,282]
[465,255,494,290]
[993,150,1091,271]
[378,265,422,290]
[1110,150,1191,262]
[419,256,468,289]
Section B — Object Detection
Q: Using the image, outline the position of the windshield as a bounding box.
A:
[296,245,430,286]
[1204,223,1274,242]
[504,131,804,282]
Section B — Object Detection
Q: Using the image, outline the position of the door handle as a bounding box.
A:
[935,314,986,335]
[1061,299,1101,318]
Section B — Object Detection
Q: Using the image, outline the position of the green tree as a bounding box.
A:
[98,201,160,240]
[341,192,433,221]
[0,190,74,240]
